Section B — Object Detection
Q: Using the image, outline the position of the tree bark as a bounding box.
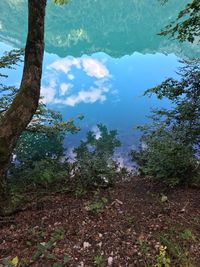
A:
[0,0,47,215]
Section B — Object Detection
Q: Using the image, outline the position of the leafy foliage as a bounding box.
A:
[155,227,198,266]
[0,49,79,189]
[85,190,108,214]
[131,60,200,187]
[10,158,70,189]
[72,124,121,189]
[155,245,171,267]
[132,126,197,187]
[93,255,103,266]
[159,0,200,43]
[0,49,24,74]
[0,49,24,116]
[32,228,65,262]
[181,229,196,242]
[144,59,200,152]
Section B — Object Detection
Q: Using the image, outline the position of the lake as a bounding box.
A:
[0,0,199,167]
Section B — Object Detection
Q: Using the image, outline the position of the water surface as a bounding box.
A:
[0,0,199,165]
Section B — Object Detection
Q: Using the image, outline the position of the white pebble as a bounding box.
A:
[108,256,113,266]
[83,241,91,249]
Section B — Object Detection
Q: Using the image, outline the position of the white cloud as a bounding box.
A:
[41,77,110,106]
[48,57,109,79]
[61,88,106,107]
[48,58,81,74]
[43,56,112,106]
[60,83,73,96]
[82,58,110,78]
[41,80,56,104]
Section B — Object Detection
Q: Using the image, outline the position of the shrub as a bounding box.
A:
[132,60,200,187]
[85,190,108,214]
[72,124,121,188]
[10,158,70,189]
[131,126,199,187]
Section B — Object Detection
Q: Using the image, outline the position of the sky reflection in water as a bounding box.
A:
[1,0,199,167]
[0,42,182,167]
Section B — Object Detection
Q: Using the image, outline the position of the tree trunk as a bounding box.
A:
[0,0,47,215]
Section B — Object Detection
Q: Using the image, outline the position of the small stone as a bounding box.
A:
[161,195,168,203]
[98,242,102,247]
[83,241,91,249]
[108,256,113,266]
[54,222,61,226]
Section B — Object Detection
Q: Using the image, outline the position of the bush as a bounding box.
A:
[132,60,200,187]
[131,126,199,187]
[72,124,121,189]
[14,131,64,162]
[10,158,70,189]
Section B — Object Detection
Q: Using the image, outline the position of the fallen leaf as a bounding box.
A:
[11,256,19,267]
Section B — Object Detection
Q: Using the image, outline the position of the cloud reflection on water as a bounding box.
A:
[41,55,113,107]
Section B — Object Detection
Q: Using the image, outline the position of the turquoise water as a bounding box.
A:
[0,0,199,166]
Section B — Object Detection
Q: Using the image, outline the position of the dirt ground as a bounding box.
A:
[0,177,200,267]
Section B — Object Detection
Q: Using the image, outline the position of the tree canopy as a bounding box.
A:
[159,0,200,43]
[132,59,200,187]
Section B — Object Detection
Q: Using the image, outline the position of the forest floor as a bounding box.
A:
[0,177,200,267]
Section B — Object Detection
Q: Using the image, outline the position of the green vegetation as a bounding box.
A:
[155,245,171,267]
[31,228,66,263]
[2,227,70,267]
[132,59,200,187]
[160,0,200,43]
[0,50,80,199]
[85,190,108,214]
[181,229,196,242]
[93,255,104,266]
[0,49,24,118]
[72,124,121,189]
[155,227,199,266]
[8,123,121,197]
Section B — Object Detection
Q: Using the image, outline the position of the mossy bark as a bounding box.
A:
[0,0,47,215]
